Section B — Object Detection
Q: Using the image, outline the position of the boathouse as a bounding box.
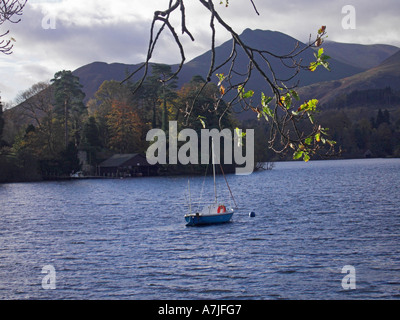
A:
[99,154,158,177]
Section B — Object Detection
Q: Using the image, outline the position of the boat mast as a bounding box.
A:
[212,138,217,204]
[188,180,192,215]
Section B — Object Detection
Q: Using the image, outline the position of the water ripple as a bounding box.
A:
[0,159,399,299]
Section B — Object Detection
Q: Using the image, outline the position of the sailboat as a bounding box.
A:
[184,139,235,227]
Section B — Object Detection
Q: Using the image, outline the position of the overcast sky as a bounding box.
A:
[1,0,399,104]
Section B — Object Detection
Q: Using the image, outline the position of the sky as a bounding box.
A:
[1,0,400,105]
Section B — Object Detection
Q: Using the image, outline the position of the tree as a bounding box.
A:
[124,1,337,162]
[106,100,146,153]
[80,116,102,167]
[151,64,178,132]
[51,71,86,149]
[0,96,4,143]
[374,123,393,156]
[15,82,54,129]
[176,75,235,130]
[89,80,136,147]
[89,80,134,117]
[132,75,161,128]
[59,142,81,175]
[0,0,26,54]
[130,64,178,130]
[82,116,102,148]
[13,82,63,156]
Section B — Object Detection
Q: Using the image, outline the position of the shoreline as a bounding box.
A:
[1,157,399,184]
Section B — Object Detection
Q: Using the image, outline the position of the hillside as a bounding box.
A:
[73,61,143,103]
[298,49,400,105]
[72,29,367,103]
[322,41,399,70]
[180,29,366,97]
[8,29,400,126]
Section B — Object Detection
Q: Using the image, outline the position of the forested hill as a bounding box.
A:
[322,40,399,70]
[72,29,397,103]
[298,49,400,106]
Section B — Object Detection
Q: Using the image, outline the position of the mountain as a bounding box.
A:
[10,29,399,125]
[322,41,399,70]
[179,29,366,97]
[72,29,368,102]
[73,61,143,102]
[297,49,400,105]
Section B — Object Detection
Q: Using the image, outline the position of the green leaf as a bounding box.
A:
[308,99,319,112]
[262,106,274,121]
[310,48,331,72]
[321,61,331,71]
[235,127,246,147]
[309,62,318,72]
[303,153,311,162]
[243,90,254,99]
[305,137,313,145]
[326,139,337,146]
[197,116,206,129]
[261,92,273,106]
[284,93,292,109]
[291,90,300,101]
[307,112,315,124]
[297,99,318,113]
[293,150,304,160]
[322,55,331,61]
[216,73,226,86]
[318,48,324,58]
[320,127,329,135]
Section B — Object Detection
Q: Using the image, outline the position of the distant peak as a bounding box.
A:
[241,28,278,35]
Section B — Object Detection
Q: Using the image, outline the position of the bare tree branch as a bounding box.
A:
[124,0,338,160]
[250,0,260,16]
[0,0,27,54]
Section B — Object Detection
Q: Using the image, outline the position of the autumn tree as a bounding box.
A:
[51,71,86,148]
[88,80,134,117]
[88,80,135,148]
[106,101,146,154]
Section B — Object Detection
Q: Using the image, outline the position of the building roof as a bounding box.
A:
[99,154,151,168]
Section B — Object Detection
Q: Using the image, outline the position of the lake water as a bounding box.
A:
[0,158,399,300]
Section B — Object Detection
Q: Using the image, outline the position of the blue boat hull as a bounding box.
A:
[185,212,234,226]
